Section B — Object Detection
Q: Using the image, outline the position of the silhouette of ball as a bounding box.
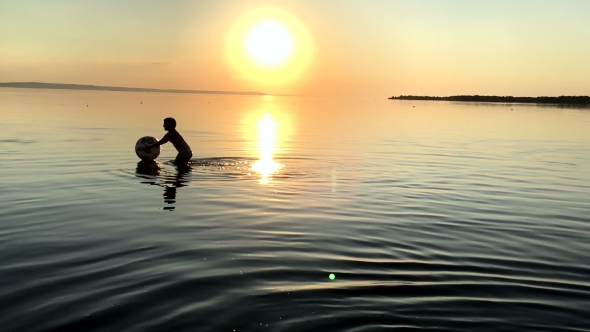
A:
[135,136,161,160]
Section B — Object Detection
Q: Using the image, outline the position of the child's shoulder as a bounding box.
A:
[167,129,183,140]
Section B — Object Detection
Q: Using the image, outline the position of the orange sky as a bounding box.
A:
[1,0,590,97]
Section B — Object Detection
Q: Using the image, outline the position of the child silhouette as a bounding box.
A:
[145,117,192,166]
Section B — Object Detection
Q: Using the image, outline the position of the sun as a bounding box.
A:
[246,21,294,67]
[225,7,314,84]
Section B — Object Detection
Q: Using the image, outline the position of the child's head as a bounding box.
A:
[163,117,176,131]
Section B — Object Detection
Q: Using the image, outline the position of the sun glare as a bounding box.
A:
[246,21,293,67]
[225,7,313,85]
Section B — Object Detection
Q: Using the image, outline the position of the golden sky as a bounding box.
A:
[1,0,589,97]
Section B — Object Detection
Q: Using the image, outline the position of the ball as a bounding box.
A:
[135,136,161,160]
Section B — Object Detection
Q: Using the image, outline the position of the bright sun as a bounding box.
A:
[246,21,294,67]
[225,7,313,84]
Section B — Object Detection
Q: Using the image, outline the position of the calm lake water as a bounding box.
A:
[1,88,589,332]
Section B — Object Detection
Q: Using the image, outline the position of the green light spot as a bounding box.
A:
[329,273,335,280]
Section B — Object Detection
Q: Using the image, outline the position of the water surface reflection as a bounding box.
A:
[135,161,191,211]
[252,113,281,184]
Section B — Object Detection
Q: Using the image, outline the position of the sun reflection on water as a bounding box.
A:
[252,113,281,184]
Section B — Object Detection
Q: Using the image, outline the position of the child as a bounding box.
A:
[145,117,192,166]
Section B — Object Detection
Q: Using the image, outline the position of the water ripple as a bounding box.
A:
[1,96,590,332]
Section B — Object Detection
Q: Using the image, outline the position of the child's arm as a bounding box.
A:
[145,133,170,151]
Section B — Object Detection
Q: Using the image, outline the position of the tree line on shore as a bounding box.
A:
[389,95,590,104]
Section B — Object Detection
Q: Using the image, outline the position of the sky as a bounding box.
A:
[1,0,590,97]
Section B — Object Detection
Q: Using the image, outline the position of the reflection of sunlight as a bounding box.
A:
[252,113,281,184]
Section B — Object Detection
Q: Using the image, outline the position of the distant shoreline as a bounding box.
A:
[0,82,266,96]
[389,95,590,105]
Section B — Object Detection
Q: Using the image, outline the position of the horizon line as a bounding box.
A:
[0,81,270,96]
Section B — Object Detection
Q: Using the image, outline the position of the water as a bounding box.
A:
[1,88,589,331]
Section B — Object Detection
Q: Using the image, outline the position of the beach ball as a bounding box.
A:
[135,136,161,160]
